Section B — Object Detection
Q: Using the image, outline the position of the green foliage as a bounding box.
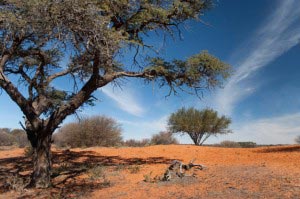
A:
[238,142,257,148]
[1,0,232,188]
[53,115,123,148]
[145,51,232,95]
[150,131,178,145]
[218,140,241,148]
[0,0,230,122]
[168,107,231,145]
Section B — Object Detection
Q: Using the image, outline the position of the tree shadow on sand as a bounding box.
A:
[0,149,175,198]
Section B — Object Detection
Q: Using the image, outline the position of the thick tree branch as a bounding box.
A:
[0,71,40,127]
[46,66,81,84]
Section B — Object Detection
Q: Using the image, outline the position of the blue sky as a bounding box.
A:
[1,0,300,144]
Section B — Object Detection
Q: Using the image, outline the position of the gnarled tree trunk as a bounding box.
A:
[28,131,52,188]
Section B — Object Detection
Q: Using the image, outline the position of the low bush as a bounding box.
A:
[53,115,123,148]
[238,142,257,148]
[0,131,14,146]
[0,128,29,147]
[218,140,241,148]
[150,131,178,145]
[123,139,150,147]
[217,141,257,148]
[11,129,29,148]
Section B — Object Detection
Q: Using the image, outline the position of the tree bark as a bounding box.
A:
[28,132,52,188]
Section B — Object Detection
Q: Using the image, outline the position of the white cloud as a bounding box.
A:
[119,115,168,140]
[215,0,300,116]
[231,113,300,144]
[100,84,145,117]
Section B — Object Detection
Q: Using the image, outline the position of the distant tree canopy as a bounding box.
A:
[168,107,231,145]
[0,130,14,146]
[0,128,28,147]
[53,116,122,148]
[0,0,231,188]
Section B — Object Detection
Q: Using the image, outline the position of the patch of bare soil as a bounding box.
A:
[0,145,299,199]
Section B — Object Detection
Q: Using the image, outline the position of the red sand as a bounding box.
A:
[0,145,299,198]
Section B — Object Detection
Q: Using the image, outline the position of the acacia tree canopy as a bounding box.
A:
[168,107,232,145]
[0,0,231,188]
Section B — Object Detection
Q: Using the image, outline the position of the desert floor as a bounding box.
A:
[0,145,300,199]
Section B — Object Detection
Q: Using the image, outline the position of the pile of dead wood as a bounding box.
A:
[162,159,206,181]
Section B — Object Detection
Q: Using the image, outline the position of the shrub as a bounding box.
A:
[0,131,14,146]
[238,142,257,148]
[0,128,29,147]
[128,165,141,174]
[123,139,150,147]
[53,115,123,148]
[218,140,241,148]
[150,131,178,145]
[11,129,29,148]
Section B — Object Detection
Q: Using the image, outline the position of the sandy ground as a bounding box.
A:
[0,145,299,198]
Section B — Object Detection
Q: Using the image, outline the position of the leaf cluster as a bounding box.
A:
[144,51,231,95]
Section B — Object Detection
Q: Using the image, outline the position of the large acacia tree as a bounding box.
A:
[0,0,231,188]
[168,108,231,145]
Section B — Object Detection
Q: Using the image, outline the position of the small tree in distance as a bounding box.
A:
[168,108,231,146]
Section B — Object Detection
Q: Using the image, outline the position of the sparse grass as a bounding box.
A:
[88,165,106,180]
[128,165,141,174]
[114,164,126,171]
[52,162,73,176]
[143,171,161,183]
[4,174,29,193]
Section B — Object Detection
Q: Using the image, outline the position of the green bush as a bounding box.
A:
[218,140,241,148]
[237,142,257,148]
[168,107,232,146]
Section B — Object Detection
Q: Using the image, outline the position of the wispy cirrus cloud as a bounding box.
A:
[231,112,300,144]
[100,84,145,117]
[215,0,300,116]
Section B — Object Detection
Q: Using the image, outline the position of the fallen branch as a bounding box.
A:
[163,159,206,181]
